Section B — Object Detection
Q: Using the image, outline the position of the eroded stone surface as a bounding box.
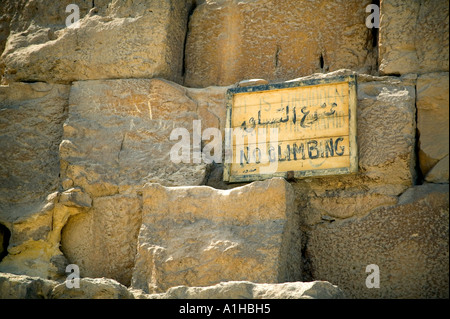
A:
[131,178,301,293]
[416,72,449,182]
[184,0,374,87]
[305,183,449,299]
[1,0,192,84]
[379,0,449,75]
[145,280,345,299]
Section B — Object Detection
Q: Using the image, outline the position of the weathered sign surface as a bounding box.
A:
[223,75,358,183]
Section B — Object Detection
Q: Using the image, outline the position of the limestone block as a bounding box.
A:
[356,74,417,192]
[0,191,90,280]
[59,78,229,285]
[0,82,69,205]
[308,192,398,220]
[1,0,192,84]
[61,194,142,286]
[0,272,344,300]
[147,280,344,299]
[416,72,449,181]
[184,0,374,87]
[0,272,57,299]
[379,0,449,75]
[131,178,301,293]
[305,183,449,298]
[60,78,211,198]
[51,277,134,299]
[425,155,449,184]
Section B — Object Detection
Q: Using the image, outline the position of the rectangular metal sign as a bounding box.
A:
[223,75,358,183]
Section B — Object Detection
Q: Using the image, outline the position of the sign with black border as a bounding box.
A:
[223,75,358,183]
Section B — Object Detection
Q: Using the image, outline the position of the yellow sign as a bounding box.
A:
[223,75,358,183]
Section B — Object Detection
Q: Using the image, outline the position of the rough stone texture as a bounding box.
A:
[61,194,142,286]
[0,0,192,84]
[60,78,211,198]
[58,78,229,286]
[0,82,69,205]
[307,192,398,220]
[305,183,449,298]
[0,190,90,280]
[0,272,345,299]
[0,82,72,280]
[379,0,449,75]
[416,72,449,182]
[425,155,449,184]
[145,280,345,299]
[356,73,417,192]
[131,178,301,294]
[0,272,57,299]
[184,0,374,87]
[51,277,134,299]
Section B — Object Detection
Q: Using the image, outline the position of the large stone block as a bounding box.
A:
[51,277,134,299]
[305,183,449,298]
[60,78,213,198]
[0,190,91,280]
[61,194,142,286]
[0,0,192,84]
[59,78,228,285]
[131,178,301,293]
[416,72,449,182]
[356,74,417,192]
[0,82,69,206]
[0,272,57,299]
[146,280,345,299]
[184,0,374,87]
[379,0,449,75]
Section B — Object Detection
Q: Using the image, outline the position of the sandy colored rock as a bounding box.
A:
[0,82,72,280]
[308,192,398,220]
[0,191,90,280]
[416,72,449,179]
[59,78,229,285]
[305,183,449,298]
[0,272,344,300]
[1,0,192,84]
[425,155,449,184]
[184,0,374,87]
[356,74,417,191]
[61,194,142,286]
[0,272,57,299]
[379,0,449,75]
[60,78,212,198]
[131,178,301,293]
[51,277,134,299]
[146,280,344,299]
[0,82,69,205]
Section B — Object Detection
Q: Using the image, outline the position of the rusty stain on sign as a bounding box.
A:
[223,75,358,183]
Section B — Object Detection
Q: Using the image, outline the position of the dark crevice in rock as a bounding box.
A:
[300,233,313,282]
[181,1,197,80]
[414,85,425,185]
[0,223,11,262]
[275,45,281,68]
[371,0,380,48]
